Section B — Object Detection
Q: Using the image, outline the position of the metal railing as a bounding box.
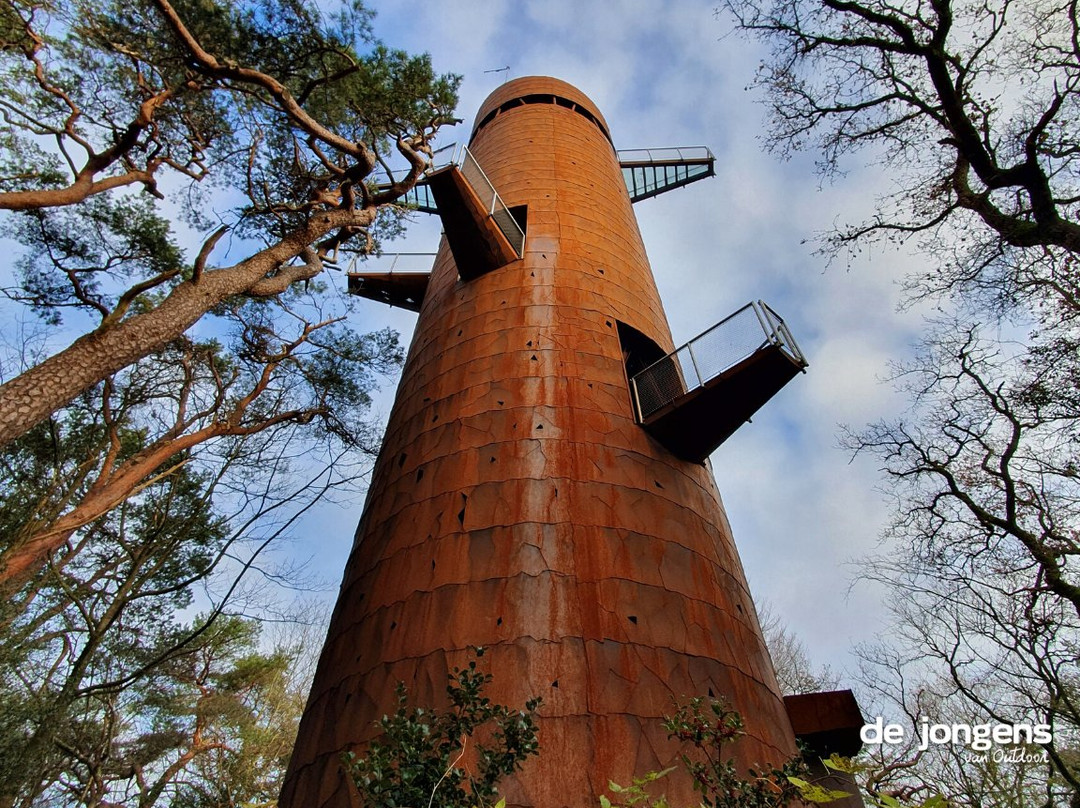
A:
[456,145,525,256]
[617,146,715,165]
[617,146,716,203]
[428,143,525,256]
[345,252,436,274]
[630,301,805,421]
[397,183,438,213]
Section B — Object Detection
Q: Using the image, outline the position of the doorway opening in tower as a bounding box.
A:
[615,320,667,417]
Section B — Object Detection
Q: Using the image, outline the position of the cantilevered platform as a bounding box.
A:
[346,270,430,312]
[631,301,806,463]
[424,146,524,280]
[617,146,715,202]
[396,182,438,213]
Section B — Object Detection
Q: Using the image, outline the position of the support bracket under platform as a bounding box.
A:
[346,270,430,312]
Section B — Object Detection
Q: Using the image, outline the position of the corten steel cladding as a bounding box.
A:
[281,77,798,808]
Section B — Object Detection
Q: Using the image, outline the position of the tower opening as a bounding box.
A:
[616,320,666,378]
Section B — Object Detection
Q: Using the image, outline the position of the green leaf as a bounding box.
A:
[789,776,853,803]
[822,754,854,773]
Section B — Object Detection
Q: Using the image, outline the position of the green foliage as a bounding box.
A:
[343,651,541,808]
[663,697,806,808]
[13,195,185,325]
[157,616,310,808]
[0,447,301,807]
[0,0,459,463]
[602,698,856,808]
[0,307,401,567]
[784,776,855,805]
[0,403,225,589]
[0,303,394,804]
[600,768,676,808]
[0,0,443,803]
[0,0,459,218]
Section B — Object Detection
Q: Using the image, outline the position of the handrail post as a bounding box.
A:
[751,300,776,345]
[779,322,806,365]
[685,344,703,388]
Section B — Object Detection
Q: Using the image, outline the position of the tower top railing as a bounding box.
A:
[616,146,714,165]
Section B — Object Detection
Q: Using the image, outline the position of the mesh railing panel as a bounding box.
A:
[459,147,525,256]
[491,207,526,255]
[633,354,686,418]
[459,147,496,211]
[685,305,770,382]
[632,302,801,420]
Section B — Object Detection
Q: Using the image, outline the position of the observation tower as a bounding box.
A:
[281,77,858,808]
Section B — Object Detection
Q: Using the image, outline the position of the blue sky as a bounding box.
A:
[292,0,940,679]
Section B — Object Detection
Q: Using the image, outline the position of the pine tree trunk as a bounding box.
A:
[0,209,364,452]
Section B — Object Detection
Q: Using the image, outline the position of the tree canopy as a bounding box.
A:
[0,0,457,583]
[0,0,459,450]
[0,2,456,801]
[0,404,323,807]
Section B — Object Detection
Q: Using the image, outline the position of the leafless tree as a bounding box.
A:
[757,602,840,695]
[717,2,1080,801]
[846,327,1080,803]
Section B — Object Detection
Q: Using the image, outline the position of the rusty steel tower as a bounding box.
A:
[281,77,858,808]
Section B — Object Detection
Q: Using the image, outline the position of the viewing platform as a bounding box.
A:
[345,253,434,312]
[421,145,525,279]
[617,146,715,202]
[631,301,806,462]
[389,144,715,215]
